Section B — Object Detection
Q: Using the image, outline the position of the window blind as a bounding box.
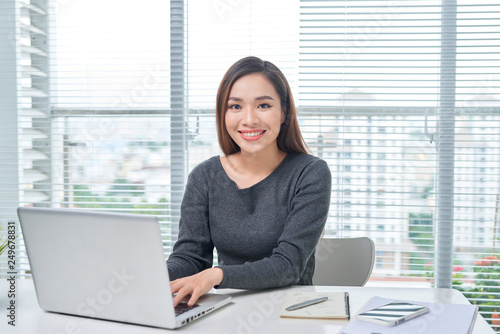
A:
[1,0,499,330]
[1,0,51,276]
[51,0,175,250]
[300,0,500,330]
[299,0,443,291]
[453,0,500,327]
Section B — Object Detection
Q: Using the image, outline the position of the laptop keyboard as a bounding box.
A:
[175,302,199,316]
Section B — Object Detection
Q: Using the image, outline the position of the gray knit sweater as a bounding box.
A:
[167,153,332,289]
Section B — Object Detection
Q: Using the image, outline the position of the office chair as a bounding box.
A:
[312,237,375,286]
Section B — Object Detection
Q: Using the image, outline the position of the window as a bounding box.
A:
[1,0,500,330]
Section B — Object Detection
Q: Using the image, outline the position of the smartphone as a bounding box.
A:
[356,301,429,327]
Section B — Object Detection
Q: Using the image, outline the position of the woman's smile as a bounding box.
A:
[238,130,266,141]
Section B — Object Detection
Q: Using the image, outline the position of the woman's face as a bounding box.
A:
[225,73,284,156]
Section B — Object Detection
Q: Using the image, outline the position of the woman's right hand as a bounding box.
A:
[170,267,224,307]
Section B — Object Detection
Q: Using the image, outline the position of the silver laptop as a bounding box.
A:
[17,207,231,329]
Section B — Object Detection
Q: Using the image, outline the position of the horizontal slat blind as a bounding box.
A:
[300,0,500,331]
[45,1,176,254]
[0,0,21,277]
[1,0,52,277]
[455,0,500,329]
[299,1,441,286]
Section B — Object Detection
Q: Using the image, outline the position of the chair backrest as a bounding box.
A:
[312,237,375,286]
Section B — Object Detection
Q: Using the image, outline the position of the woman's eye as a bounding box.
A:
[258,103,271,109]
[228,104,242,110]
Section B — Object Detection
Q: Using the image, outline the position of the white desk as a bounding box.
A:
[0,280,494,333]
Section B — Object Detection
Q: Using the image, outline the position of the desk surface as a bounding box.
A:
[0,280,494,334]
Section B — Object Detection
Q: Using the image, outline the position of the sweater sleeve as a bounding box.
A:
[217,158,332,289]
[166,170,214,280]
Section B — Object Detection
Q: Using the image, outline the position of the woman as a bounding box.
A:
[167,56,331,307]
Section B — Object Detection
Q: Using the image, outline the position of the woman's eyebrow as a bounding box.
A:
[228,96,275,102]
[255,95,275,101]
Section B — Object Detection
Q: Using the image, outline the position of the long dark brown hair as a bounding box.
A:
[216,56,309,156]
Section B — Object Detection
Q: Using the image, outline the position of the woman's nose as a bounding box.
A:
[243,108,258,125]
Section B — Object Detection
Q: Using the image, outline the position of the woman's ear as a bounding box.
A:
[281,109,286,125]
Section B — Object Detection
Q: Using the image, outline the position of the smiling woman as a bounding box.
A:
[166,56,332,307]
[216,57,308,157]
[222,73,288,188]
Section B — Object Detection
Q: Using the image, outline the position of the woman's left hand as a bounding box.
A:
[170,267,224,307]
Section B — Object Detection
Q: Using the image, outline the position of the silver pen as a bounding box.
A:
[285,296,328,311]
